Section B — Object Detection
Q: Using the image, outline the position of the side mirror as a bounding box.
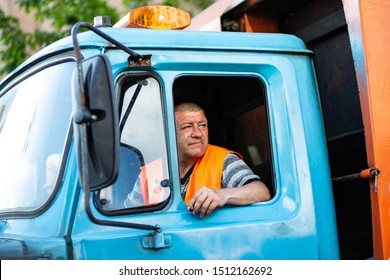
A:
[70,22,158,231]
[72,54,119,191]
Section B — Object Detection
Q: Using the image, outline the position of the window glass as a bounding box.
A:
[0,62,74,212]
[99,76,170,211]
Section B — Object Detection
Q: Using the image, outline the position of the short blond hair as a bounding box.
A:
[174,102,204,113]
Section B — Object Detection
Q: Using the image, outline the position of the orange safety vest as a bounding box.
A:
[139,145,242,205]
[184,144,242,204]
[139,157,165,205]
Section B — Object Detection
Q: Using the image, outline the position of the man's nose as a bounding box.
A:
[191,125,202,137]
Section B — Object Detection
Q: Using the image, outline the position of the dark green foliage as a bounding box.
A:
[0,0,119,75]
[0,0,214,76]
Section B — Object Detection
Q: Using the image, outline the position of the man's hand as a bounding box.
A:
[187,186,228,218]
[187,181,270,218]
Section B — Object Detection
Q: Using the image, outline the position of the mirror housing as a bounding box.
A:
[72,54,119,191]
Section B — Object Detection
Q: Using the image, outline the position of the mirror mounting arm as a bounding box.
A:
[71,22,146,112]
[71,22,160,232]
[73,109,96,124]
[71,22,145,68]
[84,190,160,231]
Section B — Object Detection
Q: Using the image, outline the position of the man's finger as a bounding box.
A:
[199,196,213,218]
[190,191,207,215]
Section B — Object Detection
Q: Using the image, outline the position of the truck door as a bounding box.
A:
[70,48,337,259]
[71,72,277,259]
[0,56,77,259]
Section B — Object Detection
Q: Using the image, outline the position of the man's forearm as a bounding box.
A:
[220,181,271,205]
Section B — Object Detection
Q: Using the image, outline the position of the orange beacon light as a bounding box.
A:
[113,5,191,30]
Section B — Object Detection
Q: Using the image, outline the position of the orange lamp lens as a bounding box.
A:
[129,5,191,30]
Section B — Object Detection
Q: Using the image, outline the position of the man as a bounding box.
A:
[175,102,271,218]
[124,102,271,217]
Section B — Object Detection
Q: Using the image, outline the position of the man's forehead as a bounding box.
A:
[176,110,205,116]
[175,110,207,122]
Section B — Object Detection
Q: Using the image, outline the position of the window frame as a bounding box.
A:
[95,72,172,216]
[172,74,275,196]
[95,71,276,217]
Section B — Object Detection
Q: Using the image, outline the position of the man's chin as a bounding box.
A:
[188,147,206,157]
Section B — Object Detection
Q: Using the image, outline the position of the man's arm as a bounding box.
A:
[188,180,270,218]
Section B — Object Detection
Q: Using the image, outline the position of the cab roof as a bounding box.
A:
[1,27,312,86]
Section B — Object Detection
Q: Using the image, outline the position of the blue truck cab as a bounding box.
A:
[0,10,338,259]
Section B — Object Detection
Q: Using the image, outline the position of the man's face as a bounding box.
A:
[175,109,209,162]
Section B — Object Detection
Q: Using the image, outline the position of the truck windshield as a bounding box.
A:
[0,61,74,213]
